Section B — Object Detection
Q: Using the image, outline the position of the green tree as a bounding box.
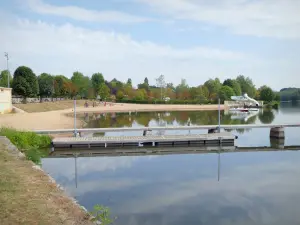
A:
[126,78,132,87]
[116,90,124,100]
[99,83,110,100]
[91,73,105,95]
[38,73,54,97]
[0,70,13,87]
[259,85,274,102]
[236,75,256,97]
[204,78,221,101]
[12,66,39,97]
[223,79,241,96]
[219,86,235,102]
[71,71,91,98]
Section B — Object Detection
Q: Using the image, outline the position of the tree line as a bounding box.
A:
[0,66,279,103]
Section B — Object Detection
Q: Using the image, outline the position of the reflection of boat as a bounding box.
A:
[229,108,249,112]
[230,110,259,122]
[229,107,259,112]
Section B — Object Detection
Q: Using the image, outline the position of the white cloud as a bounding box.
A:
[136,0,300,39]
[0,14,250,86]
[26,0,153,23]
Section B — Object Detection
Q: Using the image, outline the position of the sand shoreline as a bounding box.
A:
[0,103,223,130]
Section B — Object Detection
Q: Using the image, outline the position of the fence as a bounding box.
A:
[12,97,67,104]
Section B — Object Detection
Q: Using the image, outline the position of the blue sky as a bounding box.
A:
[1,0,300,90]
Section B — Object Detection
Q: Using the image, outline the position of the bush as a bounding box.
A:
[0,128,51,164]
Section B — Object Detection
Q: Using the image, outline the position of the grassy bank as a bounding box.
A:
[0,142,93,225]
[14,100,95,113]
[264,101,280,109]
[0,128,51,164]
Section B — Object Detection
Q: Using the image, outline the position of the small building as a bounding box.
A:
[0,87,12,114]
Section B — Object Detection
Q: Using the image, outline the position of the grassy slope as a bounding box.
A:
[0,143,93,225]
[14,100,96,113]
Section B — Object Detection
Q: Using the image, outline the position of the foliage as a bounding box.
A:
[38,73,54,97]
[204,78,221,101]
[223,79,241,95]
[91,73,105,95]
[259,85,274,103]
[280,88,300,101]
[218,86,235,102]
[71,71,91,98]
[0,128,51,164]
[12,66,39,97]
[99,83,110,100]
[116,90,124,100]
[90,204,115,225]
[0,70,13,87]
[236,75,256,97]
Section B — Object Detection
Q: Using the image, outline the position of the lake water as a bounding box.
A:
[42,102,300,225]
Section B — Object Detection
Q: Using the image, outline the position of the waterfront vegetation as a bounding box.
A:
[0,67,282,104]
[0,128,51,164]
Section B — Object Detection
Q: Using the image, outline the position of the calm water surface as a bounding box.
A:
[42,102,300,225]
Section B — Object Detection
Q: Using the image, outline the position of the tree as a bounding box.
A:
[223,79,241,96]
[126,78,132,87]
[144,77,149,86]
[98,83,110,100]
[0,70,12,87]
[176,79,190,100]
[236,75,256,97]
[116,90,124,100]
[91,73,105,95]
[54,75,69,97]
[71,71,91,98]
[38,73,54,97]
[259,85,274,102]
[219,86,235,102]
[156,74,166,100]
[12,66,39,97]
[204,78,221,101]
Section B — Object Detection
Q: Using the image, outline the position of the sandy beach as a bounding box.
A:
[0,103,223,130]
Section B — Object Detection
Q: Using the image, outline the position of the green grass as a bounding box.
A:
[0,128,51,164]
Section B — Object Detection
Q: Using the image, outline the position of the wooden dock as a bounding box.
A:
[52,132,236,149]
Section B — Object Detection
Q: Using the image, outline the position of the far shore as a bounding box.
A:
[0,103,224,130]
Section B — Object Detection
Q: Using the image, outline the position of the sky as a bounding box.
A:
[1,0,300,90]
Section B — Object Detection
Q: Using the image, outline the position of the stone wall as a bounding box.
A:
[12,97,67,104]
[0,87,12,114]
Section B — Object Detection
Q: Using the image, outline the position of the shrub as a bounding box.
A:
[0,128,51,164]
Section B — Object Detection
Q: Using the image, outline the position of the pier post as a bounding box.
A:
[270,127,285,139]
[270,137,285,149]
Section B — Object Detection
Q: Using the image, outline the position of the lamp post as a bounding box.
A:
[4,52,9,88]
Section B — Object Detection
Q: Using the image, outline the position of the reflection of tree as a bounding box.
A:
[259,110,275,124]
[135,112,152,126]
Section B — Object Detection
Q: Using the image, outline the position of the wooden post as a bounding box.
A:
[270,127,285,139]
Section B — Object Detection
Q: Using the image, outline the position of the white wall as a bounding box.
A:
[0,87,12,113]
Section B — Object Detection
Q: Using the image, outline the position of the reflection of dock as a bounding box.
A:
[48,145,300,158]
[52,132,236,148]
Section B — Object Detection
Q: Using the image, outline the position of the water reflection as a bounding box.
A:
[258,109,275,124]
[42,149,300,225]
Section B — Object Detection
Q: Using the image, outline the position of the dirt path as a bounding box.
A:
[0,103,223,130]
